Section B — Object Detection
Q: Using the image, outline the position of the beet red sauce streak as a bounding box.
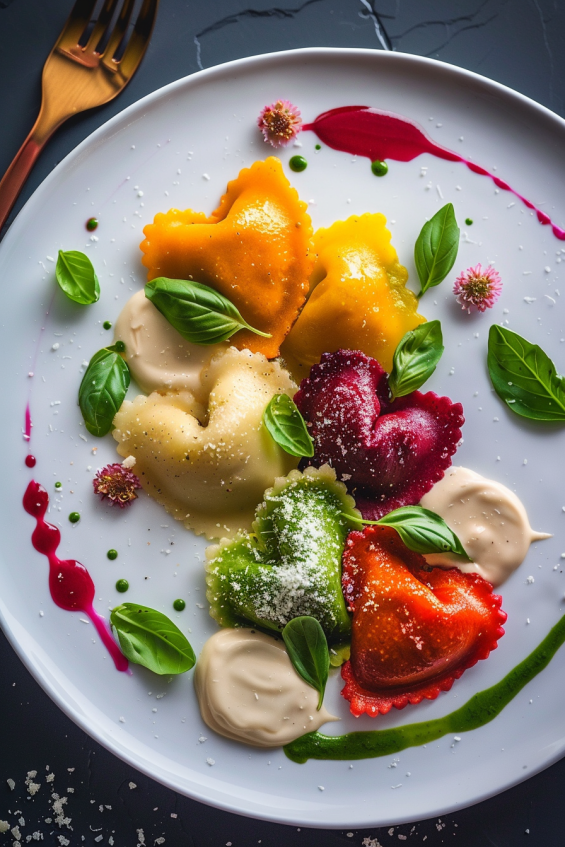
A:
[23,480,128,672]
[304,107,565,241]
[24,403,32,442]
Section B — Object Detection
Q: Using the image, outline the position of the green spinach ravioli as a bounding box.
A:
[205,465,359,642]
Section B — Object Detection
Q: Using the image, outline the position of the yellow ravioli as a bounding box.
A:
[282,213,425,375]
[112,348,298,540]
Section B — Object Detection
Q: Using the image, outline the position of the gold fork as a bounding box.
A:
[0,0,159,232]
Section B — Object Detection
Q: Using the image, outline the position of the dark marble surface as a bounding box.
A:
[2,1,565,843]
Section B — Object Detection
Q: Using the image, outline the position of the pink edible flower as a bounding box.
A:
[93,463,141,508]
[257,99,302,147]
[453,263,502,313]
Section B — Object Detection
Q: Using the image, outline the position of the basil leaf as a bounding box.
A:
[347,506,471,561]
[414,203,460,296]
[55,250,100,305]
[78,344,130,437]
[388,320,444,400]
[488,325,565,422]
[282,616,329,710]
[263,394,314,457]
[110,603,195,675]
[145,277,271,345]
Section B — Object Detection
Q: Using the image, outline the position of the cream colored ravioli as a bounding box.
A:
[112,347,298,539]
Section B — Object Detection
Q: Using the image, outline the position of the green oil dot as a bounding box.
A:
[107,549,118,560]
[113,340,126,353]
[173,598,186,611]
[69,512,80,523]
[465,218,473,226]
[116,578,129,593]
[289,155,307,173]
[54,482,62,489]
[86,217,98,231]
[103,321,112,330]
[371,160,388,177]
[315,144,321,151]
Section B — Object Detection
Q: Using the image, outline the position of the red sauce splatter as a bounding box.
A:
[24,403,32,442]
[304,106,565,241]
[23,480,128,672]
[25,455,36,468]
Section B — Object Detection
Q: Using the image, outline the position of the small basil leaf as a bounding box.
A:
[347,506,471,561]
[282,616,330,710]
[145,277,271,345]
[414,203,460,296]
[488,324,565,422]
[55,250,100,305]
[110,603,196,675]
[78,345,130,437]
[263,394,314,458]
[389,320,444,400]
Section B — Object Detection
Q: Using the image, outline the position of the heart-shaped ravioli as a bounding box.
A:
[295,349,464,520]
[341,525,507,716]
[205,465,358,643]
[281,213,425,377]
[140,157,313,358]
[112,347,298,539]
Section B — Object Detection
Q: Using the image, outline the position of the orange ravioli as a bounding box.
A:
[140,158,313,358]
[281,213,425,374]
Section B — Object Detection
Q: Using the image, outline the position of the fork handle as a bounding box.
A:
[0,115,56,233]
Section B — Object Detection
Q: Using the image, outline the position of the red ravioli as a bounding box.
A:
[341,526,507,717]
[294,349,464,520]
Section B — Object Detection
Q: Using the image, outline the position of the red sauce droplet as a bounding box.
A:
[25,455,36,468]
[23,480,128,672]
[304,106,565,241]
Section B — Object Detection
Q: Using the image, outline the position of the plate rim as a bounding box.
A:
[2,45,565,828]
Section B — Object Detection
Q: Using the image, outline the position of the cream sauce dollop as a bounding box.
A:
[194,628,337,747]
[114,289,228,396]
[420,466,550,586]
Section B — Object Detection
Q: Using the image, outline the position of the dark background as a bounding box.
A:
[2,1,565,844]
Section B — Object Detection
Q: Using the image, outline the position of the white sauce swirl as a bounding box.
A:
[194,628,337,747]
[114,289,228,396]
[420,466,550,586]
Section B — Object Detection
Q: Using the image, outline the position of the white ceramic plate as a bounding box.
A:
[2,48,565,828]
